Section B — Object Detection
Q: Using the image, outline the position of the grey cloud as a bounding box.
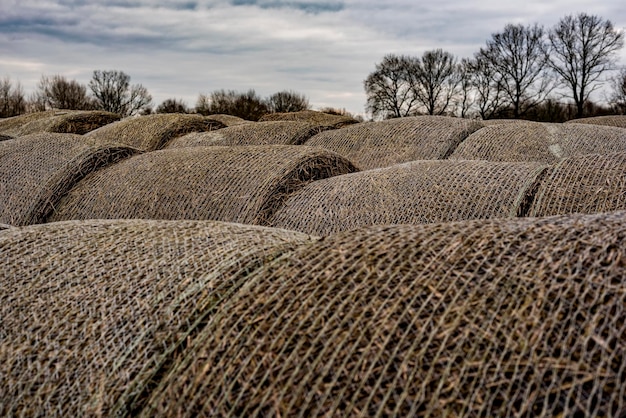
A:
[231,0,344,14]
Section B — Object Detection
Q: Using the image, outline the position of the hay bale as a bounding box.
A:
[50,145,358,225]
[0,110,58,135]
[450,121,626,163]
[479,118,535,126]
[271,159,548,235]
[205,113,250,126]
[566,115,626,129]
[8,110,121,136]
[306,116,484,170]
[143,211,626,417]
[0,133,137,226]
[85,113,226,151]
[260,110,359,128]
[529,152,626,217]
[168,121,332,148]
[0,218,314,417]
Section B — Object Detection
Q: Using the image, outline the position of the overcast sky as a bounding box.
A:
[1,0,625,116]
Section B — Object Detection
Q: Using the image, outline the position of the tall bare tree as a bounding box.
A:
[412,49,460,115]
[36,75,92,110]
[478,23,552,118]
[467,56,505,120]
[455,58,475,118]
[548,13,624,118]
[0,77,26,118]
[89,70,152,116]
[609,67,626,114]
[267,90,310,113]
[364,54,419,119]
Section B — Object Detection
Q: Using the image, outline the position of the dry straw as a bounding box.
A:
[50,145,358,225]
[0,133,137,226]
[450,121,626,163]
[205,113,250,126]
[0,110,58,135]
[168,121,333,148]
[529,151,626,217]
[259,110,359,128]
[143,211,626,417]
[0,218,314,417]
[270,159,548,235]
[306,115,484,170]
[7,110,121,136]
[85,113,226,151]
[565,115,626,129]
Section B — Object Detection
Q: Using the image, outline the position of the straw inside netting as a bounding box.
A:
[0,133,137,226]
[529,152,626,217]
[167,121,332,148]
[305,115,484,170]
[9,110,121,136]
[0,110,58,135]
[270,159,548,235]
[85,113,226,151]
[49,145,358,225]
[142,211,626,417]
[0,218,314,417]
[259,110,359,128]
[205,113,250,126]
[565,115,626,129]
[450,122,626,163]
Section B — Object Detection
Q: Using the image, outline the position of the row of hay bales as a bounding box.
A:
[2,211,625,416]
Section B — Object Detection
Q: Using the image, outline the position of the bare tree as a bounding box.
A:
[36,75,92,110]
[89,70,152,116]
[548,13,624,118]
[0,77,26,118]
[267,90,310,113]
[609,67,626,114]
[364,54,419,119]
[195,93,211,115]
[156,98,188,114]
[412,49,460,115]
[478,23,552,118]
[455,58,475,118]
[197,89,269,121]
[467,56,506,120]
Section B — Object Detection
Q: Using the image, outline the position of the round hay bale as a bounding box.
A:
[0,133,137,226]
[0,110,58,135]
[8,110,121,136]
[450,122,626,163]
[306,116,484,170]
[168,121,333,148]
[270,159,548,235]
[0,218,314,417]
[85,113,226,151]
[205,113,250,126]
[479,118,535,126]
[529,152,626,217]
[565,115,626,129]
[259,110,359,128]
[49,145,358,225]
[143,211,626,417]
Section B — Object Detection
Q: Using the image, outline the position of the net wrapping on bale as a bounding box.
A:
[529,152,626,217]
[450,121,626,163]
[0,219,314,417]
[306,115,484,170]
[259,110,359,128]
[270,159,548,235]
[205,114,250,126]
[142,211,626,417]
[168,121,332,148]
[565,115,626,129]
[85,113,226,151]
[6,110,121,136]
[0,133,137,226]
[49,145,358,225]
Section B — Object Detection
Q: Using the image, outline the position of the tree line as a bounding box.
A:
[365,13,625,121]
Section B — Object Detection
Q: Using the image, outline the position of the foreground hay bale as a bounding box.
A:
[271,159,547,235]
[85,113,226,151]
[306,116,484,170]
[205,113,250,126]
[566,115,626,129]
[529,152,626,217]
[0,219,313,416]
[260,110,359,128]
[143,211,626,417]
[0,133,136,226]
[450,121,626,163]
[0,110,58,135]
[168,121,332,148]
[7,110,121,136]
[50,145,358,225]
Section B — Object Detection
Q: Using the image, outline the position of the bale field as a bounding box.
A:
[0,218,314,417]
[449,121,626,163]
[85,113,226,151]
[167,121,332,148]
[565,115,626,128]
[205,113,250,126]
[142,211,626,417]
[259,109,359,128]
[6,110,121,136]
[529,152,626,217]
[270,159,548,235]
[0,110,58,135]
[305,116,484,170]
[49,145,358,225]
[0,133,137,226]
